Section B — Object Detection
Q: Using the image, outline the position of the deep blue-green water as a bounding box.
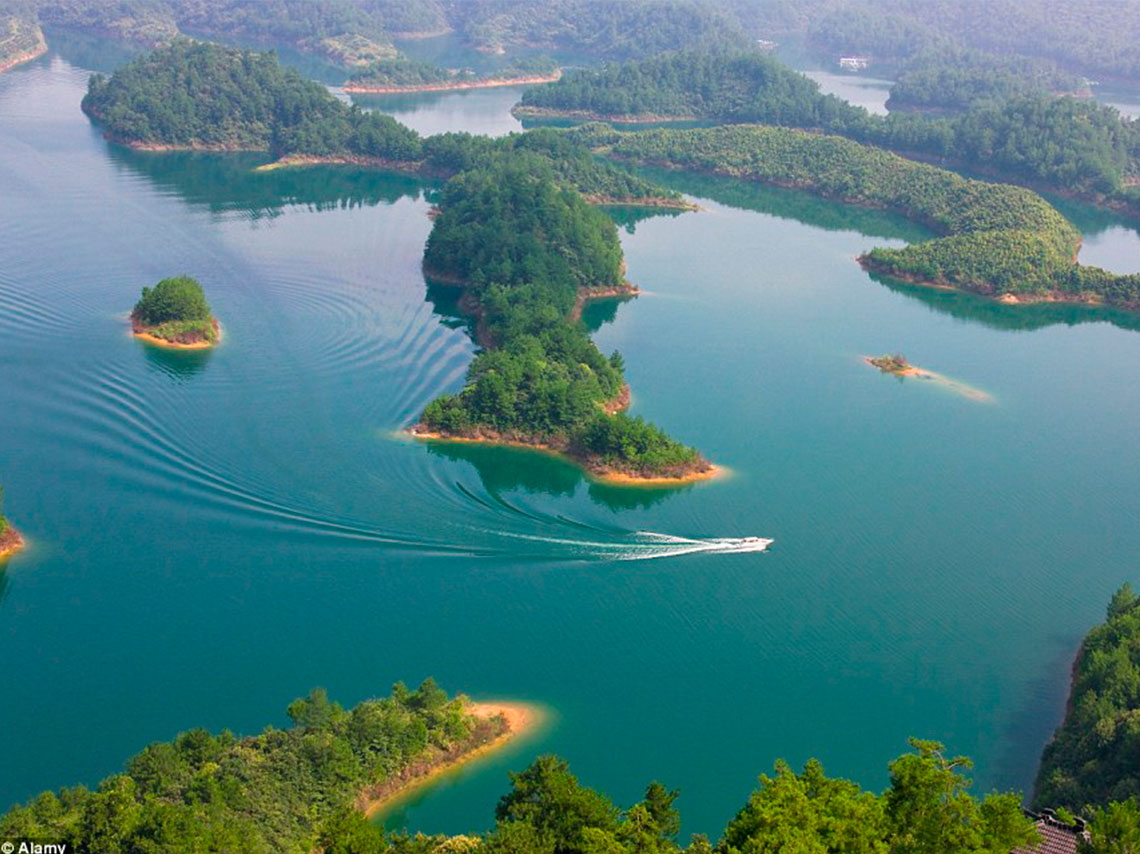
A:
[3,52,1140,839]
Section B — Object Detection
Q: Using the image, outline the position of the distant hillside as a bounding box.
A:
[518,51,1140,215]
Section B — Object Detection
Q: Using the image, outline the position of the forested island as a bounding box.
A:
[570,123,1140,310]
[886,49,1088,114]
[344,55,560,93]
[0,478,23,560]
[413,157,713,483]
[131,276,220,348]
[516,51,1140,218]
[82,41,689,212]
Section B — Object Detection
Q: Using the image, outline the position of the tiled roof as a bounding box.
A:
[1013,811,1087,854]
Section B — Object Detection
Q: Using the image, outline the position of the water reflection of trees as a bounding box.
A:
[869,272,1140,333]
[425,441,686,511]
[630,166,934,243]
[138,340,215,381]
[106,148,431,219]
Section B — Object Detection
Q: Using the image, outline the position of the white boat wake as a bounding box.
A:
[494,530,774,561]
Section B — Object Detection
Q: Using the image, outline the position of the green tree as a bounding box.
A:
[1082,799,1140,854]
[496,755,621,853]
[885,739,1037,853]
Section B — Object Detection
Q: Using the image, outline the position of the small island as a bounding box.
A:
[867,353,925,378]
[131,276,220,349]
[865,353,993,402]
[0,478,23,560]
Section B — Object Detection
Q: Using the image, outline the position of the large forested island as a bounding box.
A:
[344,55,560,93]
[413,157,712,483]
[131,276,220,348]
[81,41,685,212]
[517,51,1140,218]
[570,123,1140,310]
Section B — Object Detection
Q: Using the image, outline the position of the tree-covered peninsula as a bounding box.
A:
[344,54,560,93]
[0,680,530,853]
[415,157,711,483]
[1034,584,1140,811]
[516,51,1140,216]
[131,275,220,348]
[0,10,46,74]
[2,711,1052,854]
[0,477,23,559]
[571,123,1140,310]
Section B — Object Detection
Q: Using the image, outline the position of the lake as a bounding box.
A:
[3,51,1140,840]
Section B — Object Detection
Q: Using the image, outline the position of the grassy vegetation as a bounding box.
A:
[572,123,1140,308]
[869,353,911,374]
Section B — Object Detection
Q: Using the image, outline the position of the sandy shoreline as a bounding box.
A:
[408,427,722,486]
[344,71,561,94]
[0,525,25,560]
[361,700,541,818]
[132,318,222,350]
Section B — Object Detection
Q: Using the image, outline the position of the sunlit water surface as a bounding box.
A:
[3,52,1140,838]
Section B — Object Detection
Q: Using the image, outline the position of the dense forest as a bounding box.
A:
[441,0,750,60]
[1035,584,1140,810]
[17,719,1122,853]
[519,51,1140,213]
[345,54,558,90]
[419,157,707,480]
[33,0,179,47]
[572,123,1140,308]
[886,49,1086,113]
[83,42,685,207]
[0,680,499,853]
[131,275,219,345]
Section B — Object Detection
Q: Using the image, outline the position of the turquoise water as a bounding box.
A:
[4,53,1140,840]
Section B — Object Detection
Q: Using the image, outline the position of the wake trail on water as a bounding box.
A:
[490,529,774,561]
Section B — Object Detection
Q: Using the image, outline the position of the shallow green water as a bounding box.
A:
[3,53,1140,839]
